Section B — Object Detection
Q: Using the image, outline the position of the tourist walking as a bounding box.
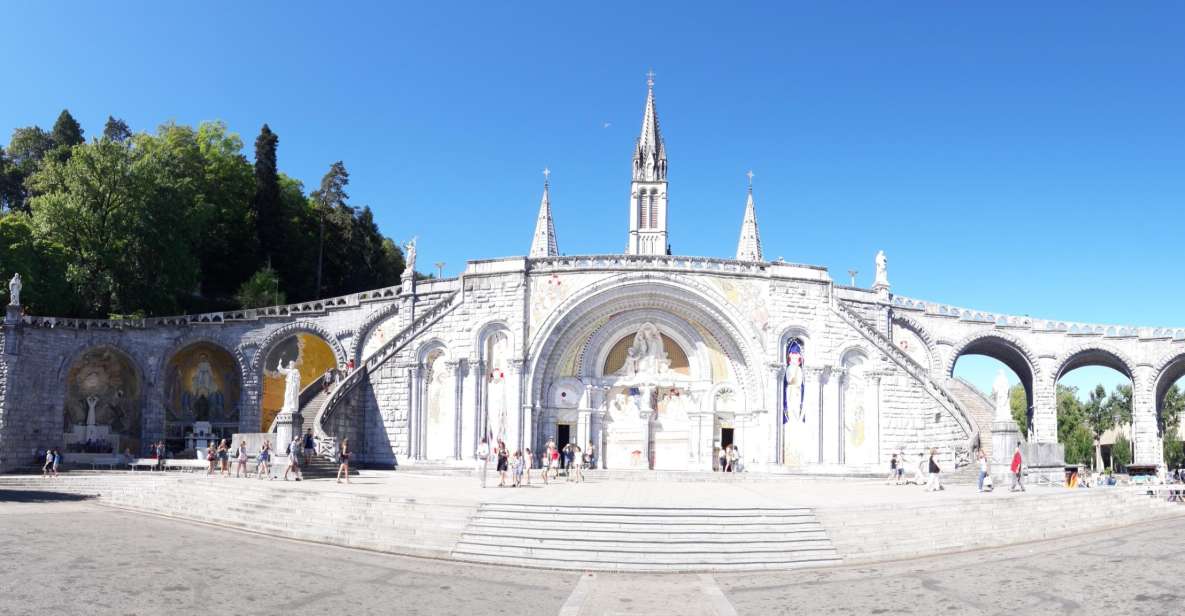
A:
[51,449,61,477]
[155,441,167,471]
[549,442,560,480]
[896,450,907,483]
[303,429,316,466]
[496,440,509,487]
[476,437,491,488]
[728,445,740,472]
[322,370,333,393]
[542,443,553,485]
[257,440,272,479]
[511,450,523,487]
[587,441,597,470]
[217,439,230,477]
[570,444,584,483]
[235,440,250,478]
[927,448,943,491]
[284,436,303,481]
[1010,444,1026,492]
[886,453,899,485]
[206,443,217,475]
[42,449,53,477]
[523,447,533,486]
[976,449,990,492]
[336,438,351,484]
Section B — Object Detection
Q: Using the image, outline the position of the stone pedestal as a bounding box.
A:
[990,419,1021,485]
[5,304,19,324]
[652,419,690,471]
[604,418,648,469]
[274,411,301,457]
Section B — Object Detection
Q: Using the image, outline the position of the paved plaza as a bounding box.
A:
[0,493,1182,615]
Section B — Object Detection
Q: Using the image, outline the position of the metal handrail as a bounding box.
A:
[832,299,976,437]
[313,291,463,441]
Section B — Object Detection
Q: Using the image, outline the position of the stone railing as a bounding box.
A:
[525,254,828,278]
[833,299,976,438]
[953,377,996,411]
[17,283,405,331]
[313,290,464,442]
[892,295,1185,340]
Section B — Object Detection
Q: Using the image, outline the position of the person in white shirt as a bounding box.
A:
[476,438,491,488]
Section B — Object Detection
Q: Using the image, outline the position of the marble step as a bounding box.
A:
[470,510,814,525]
[479,503,814,516]
[451,543,841,566]
[462,525,828,541]
[457,534,836,553]
[450,552,842,572]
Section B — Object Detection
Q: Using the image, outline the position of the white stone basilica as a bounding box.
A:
[13,76,1182,477]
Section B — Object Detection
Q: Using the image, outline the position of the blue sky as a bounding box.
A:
[4,2,1183,396]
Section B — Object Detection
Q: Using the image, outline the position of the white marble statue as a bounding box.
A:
[279,360,302,413]
[616,322,670,377]
[8,273,21,307]
[993,368,1011,423]
[403,237,417,276]
[873,250,889,287]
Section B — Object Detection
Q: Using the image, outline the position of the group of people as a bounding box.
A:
[201,430,352,483]
[715,444,741,472]
[321,360,357,394]
[886,444,1028,493]
[40,448,61,477]
[475,438,595,488]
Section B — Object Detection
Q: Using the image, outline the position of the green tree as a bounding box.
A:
[49,110,85,162]
[1161,385,1185,468]
[28,137,198,315]
[311,161,350,298]
[102,116,132,142]
[0,147,22,211]
[5,126,54,212]
[1106,383,1133,427]
[0,213,74,315]
[1056,384,1094,466]
[235,265,285,308]
[251,124,283,263]
[1112,434,1132,471]
[1082,384,1114,471]
[189,121,258,305]
[1009,383,1028,438]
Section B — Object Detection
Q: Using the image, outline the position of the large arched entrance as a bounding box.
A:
[527,275,763,471]
[162,342,242,454]
[62,346,143,456]
[259,331,340,431]
[949,334,1038,433]
[1052,346,1135,471]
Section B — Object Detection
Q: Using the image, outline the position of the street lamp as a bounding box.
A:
[434,262,446,279]
[848,269,858,286]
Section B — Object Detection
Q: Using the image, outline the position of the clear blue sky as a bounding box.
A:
[4,2,1183,396]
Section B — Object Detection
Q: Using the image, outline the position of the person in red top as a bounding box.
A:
[1010,444,1026,492]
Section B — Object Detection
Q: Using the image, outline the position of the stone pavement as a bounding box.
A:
[2,498,1183,615]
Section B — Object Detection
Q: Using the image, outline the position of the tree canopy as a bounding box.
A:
[3,113,406,318]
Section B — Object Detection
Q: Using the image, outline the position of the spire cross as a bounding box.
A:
[543,167,550,185]
[646,69,656,88]
[746,170,754,188]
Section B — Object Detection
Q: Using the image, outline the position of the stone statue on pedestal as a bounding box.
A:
[84,395,99,441]
[403,237,417,277]
[993,369,1011,423]
[873,251,889,288]
[615,322,670,378]
[279,360,301,413]
[8,273,21,306]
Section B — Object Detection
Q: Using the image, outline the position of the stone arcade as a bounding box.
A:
[1,78,1183,476]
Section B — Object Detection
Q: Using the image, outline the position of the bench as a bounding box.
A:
[86,456,123,470]
[128,458,162,471]
[162,459,210,472]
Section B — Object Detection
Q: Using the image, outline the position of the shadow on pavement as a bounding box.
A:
[0,489,96,503]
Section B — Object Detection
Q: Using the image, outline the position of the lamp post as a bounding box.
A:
[434,262,446,279]
[848,269,858,286]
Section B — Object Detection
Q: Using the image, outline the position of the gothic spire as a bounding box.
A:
[632,70,667,182]
[735,172,763,262]
[529,168,559,258]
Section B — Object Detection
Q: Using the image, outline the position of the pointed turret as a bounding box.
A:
[627,70,670,255]
[735,171,763,262]
[529,168,559,258]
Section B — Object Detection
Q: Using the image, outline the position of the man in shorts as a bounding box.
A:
[303,429,316,465]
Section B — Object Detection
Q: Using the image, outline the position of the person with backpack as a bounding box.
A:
[303,429,316,466]
[1010,444,1026,492]
[283,436,302,481]
[927,448,943,491]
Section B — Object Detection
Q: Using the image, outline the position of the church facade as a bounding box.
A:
[4,79,1179,474]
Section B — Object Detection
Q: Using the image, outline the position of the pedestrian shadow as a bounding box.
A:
[0,489,95,503]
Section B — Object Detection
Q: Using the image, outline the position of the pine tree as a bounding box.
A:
[50,110,85,159]
[311,161,350,298]
[251,124,283,262]
[102,116,132,142]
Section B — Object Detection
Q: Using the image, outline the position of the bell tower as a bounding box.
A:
[627,71,669,255]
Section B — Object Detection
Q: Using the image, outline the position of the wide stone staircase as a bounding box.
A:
[451,502,841,572]
[943,377,996,457]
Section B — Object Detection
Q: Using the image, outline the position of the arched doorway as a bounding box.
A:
[1053,347,1135,471]
[950,334,1038,434]
[62,346,143,456]
[260,332,339,431]
[163,342,242,454]
[1152,355,1185,470]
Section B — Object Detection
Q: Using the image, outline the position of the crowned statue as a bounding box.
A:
[279,360,302,414]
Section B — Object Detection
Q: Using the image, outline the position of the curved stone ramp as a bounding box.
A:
[819,487,1184,564]
[0,475,473,560]
[451,503,841,572]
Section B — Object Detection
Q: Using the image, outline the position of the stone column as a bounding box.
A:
[807,367,827,465]
[470,357,485,459]
[1031,360,1058,444]
[836,367,848,465]
[1132,368,1161,467]
[510,359,526,451]
[768,362,784,466]
[408,363,423,460]
[450,360,466,461]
